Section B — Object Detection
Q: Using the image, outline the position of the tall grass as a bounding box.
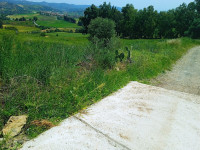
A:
[0,30,200,140]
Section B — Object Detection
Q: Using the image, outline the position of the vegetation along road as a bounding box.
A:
[152,46,200,96]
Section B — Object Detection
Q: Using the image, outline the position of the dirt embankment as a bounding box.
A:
[152,46,200,95]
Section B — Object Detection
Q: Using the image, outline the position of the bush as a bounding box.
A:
[88,17,116,46]
[85,37,120,69]
[40,32,46,37]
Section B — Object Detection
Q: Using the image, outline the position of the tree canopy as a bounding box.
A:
[80,1,200,39]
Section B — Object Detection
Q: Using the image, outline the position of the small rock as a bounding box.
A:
[115,67,120,71]
[2,115,28,137]
[17,140,24,144]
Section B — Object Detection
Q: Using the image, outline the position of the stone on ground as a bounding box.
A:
[2,115,28,137]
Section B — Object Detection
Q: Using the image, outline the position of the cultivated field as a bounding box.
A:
[8,13,80,29]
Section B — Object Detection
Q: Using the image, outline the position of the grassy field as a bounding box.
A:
[8,13,39,19]
[3,24,40,32]
[8,13,80,29]
[17,32,89,45]
[36,16,80,28]
[3,20,35,27]
[0,29,200,148]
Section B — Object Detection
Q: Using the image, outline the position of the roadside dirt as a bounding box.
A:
[151,46,200,95]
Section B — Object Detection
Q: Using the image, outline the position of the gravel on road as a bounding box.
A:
[152,46,200,95]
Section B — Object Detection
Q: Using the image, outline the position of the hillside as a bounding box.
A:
[0,0,90,15]
[0,1,59,15]
[0,2,27,14]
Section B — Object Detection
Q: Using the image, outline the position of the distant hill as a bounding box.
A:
[0,0,121,17]
[0,0,90,14]
[0,0,60,15]
[0,2,28,14]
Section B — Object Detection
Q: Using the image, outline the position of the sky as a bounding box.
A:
[30,0,194,11]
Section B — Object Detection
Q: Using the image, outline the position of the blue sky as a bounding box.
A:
[31,0,194,11]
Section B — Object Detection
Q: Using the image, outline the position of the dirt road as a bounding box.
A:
[152,46,200,95]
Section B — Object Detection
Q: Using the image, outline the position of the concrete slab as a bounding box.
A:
[21,82,200,150]
[21,117,126,150]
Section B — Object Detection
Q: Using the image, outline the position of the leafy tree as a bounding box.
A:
[80,3,122,35]
[188,18,200,38]
[157,10,176,38]
[88,17,116,45]
[99,2,112,18]
[33,16,38,21]
[19,17,26,21]
[174,3,191,37]
[109,7,123,36]
[79,4,99,33]
[187,2,197,22]
[81,1,200,39]
[99,2,123,36]
[64,16,76,23]
[195,0,200,14]
[0,20,3,29]
[121,4,137,38]
[145,6,158,38]
[135,6,158,39]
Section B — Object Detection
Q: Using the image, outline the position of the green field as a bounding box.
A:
[8,13,80,29]
[1,29,200,148]
[8,13,39,19]
[37,15,80,28]
[17,32,89,45]
[3,24,40,32]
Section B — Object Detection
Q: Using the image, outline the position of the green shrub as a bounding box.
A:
[88,17,116,46]
[40,32,46,37]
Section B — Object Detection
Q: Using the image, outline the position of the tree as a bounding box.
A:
[19,17,26,21]
[157,10,176,38]
[195,0,200,14]
[0,20,3,29]
[79,4,99,33]
[64,16,76,23]
[88,17,116,45]
[121,4,137,38]
[174,3,190,37]
[98,2,123,36]
[99,2,112,18]
[188,18,200,38]
[33,16,38,21]
[145,6,158,38]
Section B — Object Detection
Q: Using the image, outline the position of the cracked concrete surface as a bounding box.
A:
[21,82,200,150]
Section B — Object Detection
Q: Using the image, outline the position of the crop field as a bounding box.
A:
[36,16,80,28]
[3,24,40,32]
[7,13,80,29]
[3,20,35,26]
[8,13,39,19]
